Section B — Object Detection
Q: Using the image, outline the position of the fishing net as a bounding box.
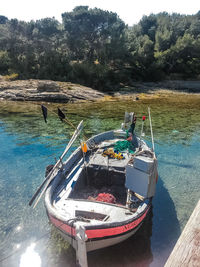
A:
[114,140,135,154]
[95,193,116,204]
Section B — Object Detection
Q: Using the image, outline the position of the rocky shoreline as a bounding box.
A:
[0,79,104,102]
[0,79,200,103]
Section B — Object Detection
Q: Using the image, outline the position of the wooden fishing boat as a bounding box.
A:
[43,112,158,266]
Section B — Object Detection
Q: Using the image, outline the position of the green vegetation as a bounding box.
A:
[3,73,18,81]
[0,7,200,90]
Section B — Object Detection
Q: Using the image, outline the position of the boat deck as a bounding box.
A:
[53,198,139,225]
[50,134,148,226]
[87,139,132,170]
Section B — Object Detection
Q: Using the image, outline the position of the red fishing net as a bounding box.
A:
[95,193,116,204]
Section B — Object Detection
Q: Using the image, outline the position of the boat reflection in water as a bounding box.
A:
[88,207,153,267]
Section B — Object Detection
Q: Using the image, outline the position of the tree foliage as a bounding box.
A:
[0,7,200,90]
[62,6,127,64]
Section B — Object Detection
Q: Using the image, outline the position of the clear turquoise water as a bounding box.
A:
[0,96,200,267]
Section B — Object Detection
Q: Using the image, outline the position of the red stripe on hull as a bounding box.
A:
[86,207,149,239]
[48,206,149,240]
[49,215,76,236]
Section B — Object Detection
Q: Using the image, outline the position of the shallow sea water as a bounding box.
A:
[0,94,200,267]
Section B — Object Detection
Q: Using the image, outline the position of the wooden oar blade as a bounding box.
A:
[41,105,48,123]
[58,108,65,122]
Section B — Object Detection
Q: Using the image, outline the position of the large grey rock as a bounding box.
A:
[0,79,104,102]
[37,81,60,92]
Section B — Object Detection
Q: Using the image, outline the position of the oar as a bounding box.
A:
[41,105,95,149]
[32,120,83,208]
[29,120,83,207]
[29,130,78,206]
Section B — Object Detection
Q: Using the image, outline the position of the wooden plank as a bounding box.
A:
[165,199,200,267]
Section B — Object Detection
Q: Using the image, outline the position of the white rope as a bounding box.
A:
[148,107,155,152]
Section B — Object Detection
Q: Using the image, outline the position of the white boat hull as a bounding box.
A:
[47,203,151,252]
[55,220,141,252]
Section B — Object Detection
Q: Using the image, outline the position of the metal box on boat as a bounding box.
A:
[125,156,157,198]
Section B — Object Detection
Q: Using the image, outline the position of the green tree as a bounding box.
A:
[0,50,10,73]
[139,14,158,41]
[0,8,200,87]
[0,15,8,24]
[62,6,127,63]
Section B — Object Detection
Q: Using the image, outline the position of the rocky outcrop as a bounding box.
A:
[128,80,200,93]
[1,79,199,103]
[0,79,104,102]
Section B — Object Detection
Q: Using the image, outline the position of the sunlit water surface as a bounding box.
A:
[0,95,200,267]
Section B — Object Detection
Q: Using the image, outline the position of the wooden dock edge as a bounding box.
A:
[165,199,200,267]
